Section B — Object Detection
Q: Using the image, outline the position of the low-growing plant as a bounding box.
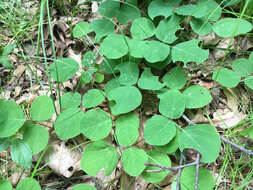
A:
[1,0,253,189]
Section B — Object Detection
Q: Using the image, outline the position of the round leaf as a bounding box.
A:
[54,108,83,140]
[72,184,97,190]
[115,112,139,146]
[162,66,187,89]
[232,58,253,77]
[212,68,241,88]
[100,34,128,59]
[61,92,81,110]
[159,90,185,119]
[116,3,140,24]
[179,124,221,163]
[83,89,105,108]
[73,22,92,38]
[116,61,139,86]
[81,140,118,176]
[122,148,148,176]
[130,17,156,40]
[80,109,112,140]
[107,86,142,115]
[183,85,212,109]
[16,178,41,190]
[0,100,25,137]
[89,19,114,42]
[180,166,214,190]
[0,180,12,190]
[142,150,171,183]
[30,95,55,121]
[144,115,177,146]
[213,18,252,38]
[138,68,164,90]
[22,122,49,154]
[50,58,79,82]
[245,76,253,90]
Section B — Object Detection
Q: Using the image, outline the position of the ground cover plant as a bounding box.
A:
[0,0,253,189]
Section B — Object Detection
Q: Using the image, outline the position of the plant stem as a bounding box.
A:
[195,153,200,190]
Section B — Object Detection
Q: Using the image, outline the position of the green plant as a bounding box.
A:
[1,0,253,189]
[0,44,15,69]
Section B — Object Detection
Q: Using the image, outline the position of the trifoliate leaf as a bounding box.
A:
[130,17,156,40]
[190,18,213,35]
[138,68,164,90]
[10,139,32,169]
[80,109,112,140]
[107,86,142,115]
[81,140,118,176]
[212,68,241,88]
[183,85,212,109]
[0,100,25,138]
[100,34,128,59]
[83,89,105,108]
[148,0,180,20]
[0,180,12,190]
[142,40,170,63]
[54,108,83,140]
[22,122,49,154]
[73,22,92,38]
[144,115,176,146]
[245,76,253,90]
[232,58,253,77]
[159,90,185,119]
[122,148,148,176]
[72,184,97,190]
[115,112,139,146]
[142,150,171,183]
[179,124,221,163]
[116,3,140,24]
[81,51,97,68]
[16,178,41,190]
[155,14,182,44]
[61,92,81,110]
[116,61,139,86]
[172,39,209,66]
[89,19,114,42]
[180,166,214,190]
[213,18,252,38]
[0,138,10,152]
[50,58,79,82]
[30,95,55,121]
[162,66,186,89]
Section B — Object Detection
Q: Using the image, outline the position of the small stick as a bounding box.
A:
[195,153,200,190]
[176,152,185,190]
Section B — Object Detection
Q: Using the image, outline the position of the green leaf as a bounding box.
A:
[146,56,172,70]
[155,14,182,44]
[100,34,128,59]
[179,124,221,163]
[80,68,97,84]
[142,40,170,63]
[183,85,212,109]
[213,18,252,38]
[71,184,97,190]
[0,100,25,138]
[50,58,79,82]
[144,115,176,146]
[212,68,241,88]
[98,0,120,18]
[73,22,92,38]
[94,73,104,83]
[116,3,140,24]
[155,128,180,154]
[0,180,12,190]
[159,90,185,119]
[138,68,164,90]
[148,0,180,20]
[54,108,83,140]
[115,112,139,146]
[22,122,49,154]
[81,51,97,68]
[245,76,253,90]
[180,166,214,190]
[190,18,213,35]
[80,109,112,140]
[141,150,171,183]
[0,138,10,152]
[100,58,121,74]
[122,148,148,176]
[175,5,198,16]
[61,92,81,110]
[0,55,13,69]
[116,61,139,86]
[16,178,41,190]
[10,139,32,169]
[232,58,253,77]
[172,39,209,66]
[104,77,121,96]
[30,95,55,121]
[162,66,187,89]
[2,43,15,55]
[81,140,118,176]
[83,89,105,108]
[126,38,144,58]
[130,17,156,40]
[107,86,142,115]
[89,19,114,42]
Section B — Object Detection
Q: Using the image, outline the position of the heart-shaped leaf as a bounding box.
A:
[138,68,164,90]
[116,61,139,86]
[83,89,105,108]
[61,92,81,110]
[232,58,253,77]
[212,68,241,88]
[105,77,121,96]
[89,19,114,42]
[162,66,187,89]
[116,3,140,24]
